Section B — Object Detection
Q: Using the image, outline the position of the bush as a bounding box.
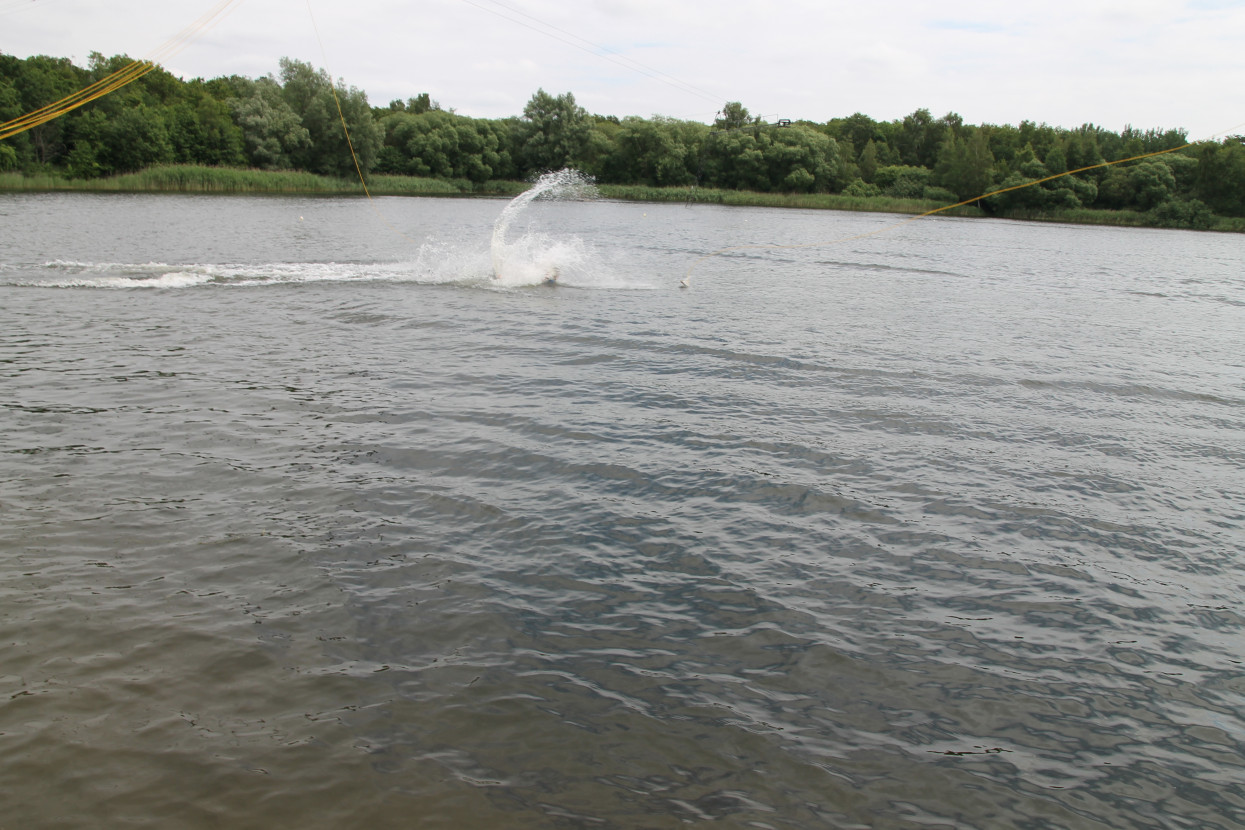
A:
[1149,198,1214,230]
[874,164,931,198]
[922,185,958,204]
[842,177,881,197]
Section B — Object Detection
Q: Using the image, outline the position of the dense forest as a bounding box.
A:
[3,51,1245,228]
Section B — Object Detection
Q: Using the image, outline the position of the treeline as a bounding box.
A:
[4,51,1245,228]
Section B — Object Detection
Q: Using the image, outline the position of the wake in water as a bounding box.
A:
[14,259,422,289]
[5,170,661,291]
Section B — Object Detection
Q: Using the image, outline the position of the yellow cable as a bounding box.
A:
[684,122,1245,280]
[305,0,423,246]
[0,62,154,139]
[0,0,242,141]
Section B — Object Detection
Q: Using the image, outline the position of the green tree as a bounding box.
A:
[1129,161,1177,210]
[1097,151,1201,211]
[895,108,948,167]
[377,109,511,182]
[231,76,310,169]
[714,101,755,131]
[1066,126,1105,173]
[169,92,245,166]
[763,124,839,192]
[11,54,85,165]
[703,129,766,190]
[985,157,1096,212]
[611,116,697,185]
[576,117,622,181]
[833,112,880,156]
[99,104,174,173]
[63,108,106,178]
[874,164,931,198]
[278,57,382,177]
[1149,198,1214,229]
[934,128,994,201]
[0,68,24,169]
[516,89,590,173]
[857,139,879,183]
[1193,139,1245,215]
[1044,142,1067,175]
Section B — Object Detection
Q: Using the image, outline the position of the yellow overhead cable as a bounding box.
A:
[0,0,243,141]
[683,122,1245,281]
[0,61,156,140]
[305,0,424,246]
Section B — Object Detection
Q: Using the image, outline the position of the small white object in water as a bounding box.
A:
[679,278,689,289]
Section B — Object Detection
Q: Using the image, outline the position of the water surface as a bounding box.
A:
[2,191,1243,828]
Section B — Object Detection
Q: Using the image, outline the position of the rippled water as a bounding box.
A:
[2,191,1243,828]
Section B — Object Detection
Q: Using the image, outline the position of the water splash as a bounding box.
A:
[490,169,597,286]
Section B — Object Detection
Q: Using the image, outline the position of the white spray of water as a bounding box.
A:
[490,169,597,286]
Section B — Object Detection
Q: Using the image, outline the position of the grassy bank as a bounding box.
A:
[989,205,1245,233]
[3,165,1242,231]
[0,165,526,197]
[597,184,987,218]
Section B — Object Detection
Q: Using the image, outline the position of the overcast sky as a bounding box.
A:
[3,0,1243,138]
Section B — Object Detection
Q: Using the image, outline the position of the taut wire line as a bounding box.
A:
[0,61,156,140]
[0,0,244,141]
[684,120,1245,281]
[305,0,423,247]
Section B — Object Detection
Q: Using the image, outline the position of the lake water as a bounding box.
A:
[1,189,1243,829]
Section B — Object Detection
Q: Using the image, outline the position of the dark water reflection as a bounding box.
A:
[1,193,1243,828]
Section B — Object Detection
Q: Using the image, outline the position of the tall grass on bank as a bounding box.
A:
[597,184,986,217]
[3,166,1242,231]
[0,165,526,196]
[992,206,1245,233]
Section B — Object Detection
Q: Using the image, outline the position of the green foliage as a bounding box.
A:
[1129,161,1177,210]
[376,109,512,183]
[0,49,1239,231]
[766,125,840,192]
[278,58,382,177]
[843,178,881,197]
[1193,140,1245,216]
[608,116,699,186]
[933,129,994,201]
[714,102,756,131]
[169,93,245,166]
[102,104,174,174]
[697,123,842,193]
[230,77,310,170]
[985,154,1098,213]
[1148,198,1214,229]
[922,186,957,203]
[831,112,881,156]
[874,165,930,198]
[517,89,590,172]
[857,140,878,183]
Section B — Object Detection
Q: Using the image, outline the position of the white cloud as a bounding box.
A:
[1,0,1241,135]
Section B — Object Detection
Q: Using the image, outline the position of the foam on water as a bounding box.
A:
[22,259,423,289]
[489,168,600,288]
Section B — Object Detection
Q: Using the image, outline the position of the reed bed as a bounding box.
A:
[0,166,521,196]
[3,167,1241,231]
[596,184,985,217]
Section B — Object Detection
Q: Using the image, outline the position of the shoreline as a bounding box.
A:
[3,165,1242,232]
